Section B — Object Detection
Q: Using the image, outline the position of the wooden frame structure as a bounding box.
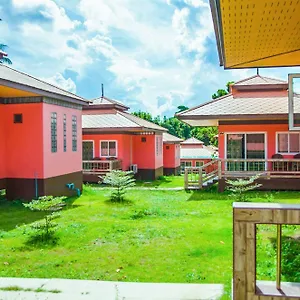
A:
[233,203,300,299]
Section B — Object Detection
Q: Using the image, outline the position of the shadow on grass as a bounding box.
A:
[21,233,59,250]
[104,198,134,206]
[0,196,81,232]
[270,234,300,283]
[186,185,232,201]
[136,176,173,187]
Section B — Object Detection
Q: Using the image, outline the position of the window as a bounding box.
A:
[82,141,94,160]
[156,135,162,156]
[63,114,67,152]
[180,161,192,173]
[100,141,117,157]
[196,161,204,167]
[51,112,57,153]
[72,116,77,152]
[14,114,23,123]
[277,132,300,153]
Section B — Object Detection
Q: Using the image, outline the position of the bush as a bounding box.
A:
[23,196,66,239]
[226,174,262,202]
[103,170,136,202]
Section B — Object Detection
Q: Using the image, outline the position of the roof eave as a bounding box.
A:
[0,78,89,106]
[209,0,225,67]
[179,114,289,121]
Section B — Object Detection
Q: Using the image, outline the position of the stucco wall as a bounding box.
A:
[163,143,181,168]
[43,103,82,178]
[4,103,44,179]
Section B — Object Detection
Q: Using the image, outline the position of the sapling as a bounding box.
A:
[103,170,136,202]
[23,196,66,239]
[226,174,262,202]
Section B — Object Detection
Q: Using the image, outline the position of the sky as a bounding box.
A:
[1,0,300,116]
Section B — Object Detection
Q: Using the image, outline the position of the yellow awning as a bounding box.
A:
[210,0,300,69]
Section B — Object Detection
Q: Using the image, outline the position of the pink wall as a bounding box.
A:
[43,103,82,178]
[83,134,133,171]
[83,133,164,171]
[132,134,156,169]
[231,90,288,98]
[218,123,293,159]
[163,143,181,168]
[4,103,44,179]
[0,104,6,179]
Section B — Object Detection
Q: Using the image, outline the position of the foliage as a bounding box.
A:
[226,175,262,202]
[176,105,189,113]
[23,196,66,238]
[212,81,234,99]
[132,111,218,146]
[103,170,136,202]
[0,44,12,65]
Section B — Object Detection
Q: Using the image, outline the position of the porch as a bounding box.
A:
[184,158,300,191]
[82,159,122,182]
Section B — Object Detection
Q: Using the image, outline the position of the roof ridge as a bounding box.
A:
[0,64,86,101]
[233,74,258,85]
[118,111,142,127]
[176,93,232,116]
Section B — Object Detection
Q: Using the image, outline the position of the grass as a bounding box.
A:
[132,175,184,188]
[0,286,61,293]
[0,185,300,300]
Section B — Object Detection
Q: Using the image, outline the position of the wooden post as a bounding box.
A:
[276,224,282,290]
[184,169,188,189]
[198,168,203,189]
[218,159,222,179]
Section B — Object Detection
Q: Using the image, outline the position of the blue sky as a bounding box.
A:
[1,0,300,116]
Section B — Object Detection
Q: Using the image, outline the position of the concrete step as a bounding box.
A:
[0,278,224,300]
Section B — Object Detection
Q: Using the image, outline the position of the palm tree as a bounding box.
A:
[0,18,12,65]
[0,44,12,65]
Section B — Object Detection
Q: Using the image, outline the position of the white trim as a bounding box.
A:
[224,132,267,159]
[288,73,300,131]
[276,131,300,154]
[100,140,118,157]
[82,140,95,159]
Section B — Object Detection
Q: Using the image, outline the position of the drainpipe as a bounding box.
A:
[66,183,81,197]
[34,171,38,199]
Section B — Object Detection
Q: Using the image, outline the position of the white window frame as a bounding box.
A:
[288,73,300,130]
[82,140,95,159]
[100,140,118,157]
[156,135,162,156]
[276,132,300,154]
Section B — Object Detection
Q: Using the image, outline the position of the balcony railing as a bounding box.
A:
[82,159,122,174]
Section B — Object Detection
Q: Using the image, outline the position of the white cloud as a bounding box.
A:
[42,73,77,93]
[184,0,209,8]
[12,0,80,31]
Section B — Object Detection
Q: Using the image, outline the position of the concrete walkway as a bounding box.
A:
[0,278,224,300]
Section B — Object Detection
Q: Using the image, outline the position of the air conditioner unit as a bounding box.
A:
[130,164,138,174]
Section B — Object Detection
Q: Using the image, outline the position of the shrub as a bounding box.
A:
[103,170,136,202]
[23,196,66,239]
[226,174,262,202]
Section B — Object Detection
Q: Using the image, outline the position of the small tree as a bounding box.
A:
[103,170,136,202]
[226,174,262,202]
[23,196,66,238]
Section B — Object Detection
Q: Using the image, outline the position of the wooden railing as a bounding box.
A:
[184,159,219,189]
[220,158,300,179]
[184,158,300,190]
[82,160,122,174]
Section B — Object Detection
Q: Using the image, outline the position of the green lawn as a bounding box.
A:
[134,175,185,188]
[0,186,299,300]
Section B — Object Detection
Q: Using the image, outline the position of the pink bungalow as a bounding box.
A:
[82,97,167,181]
[0,65,88,200]
[162,132,182,176]
[177,75,300,191]
[180,137,216,173]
